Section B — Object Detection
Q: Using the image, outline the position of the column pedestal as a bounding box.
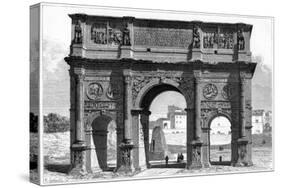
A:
[69,144,87,175]
[234,138,252,166]
[117,139,134,173]
[188,140,203,169]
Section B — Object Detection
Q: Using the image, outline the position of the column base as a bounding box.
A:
[69,142,88,176]
[202,162,211,168]
[186,140,203,169]
[116,139,134,174]
[233,138,252,167]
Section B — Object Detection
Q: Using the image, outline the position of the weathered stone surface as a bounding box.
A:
[65,14,256,174]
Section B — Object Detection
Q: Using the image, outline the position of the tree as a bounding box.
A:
[44,113,70,133]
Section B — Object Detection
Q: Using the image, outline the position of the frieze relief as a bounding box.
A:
[202,27,234,49]
[90,21,129,46]
[132,76,151,105]
[201,108,232,129]
[131,75,194,106]
[177,77,194,106]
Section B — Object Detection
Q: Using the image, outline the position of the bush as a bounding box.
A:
[44,113,70,133]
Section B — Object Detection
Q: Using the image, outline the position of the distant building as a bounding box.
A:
[264,111,272,133]
[210,116,231,135]
[154,118,171,129]
[252,109,265,134]
[167,105,186,129]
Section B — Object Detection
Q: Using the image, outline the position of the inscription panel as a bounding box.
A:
[134,27,192,48]
[84,101,117,110]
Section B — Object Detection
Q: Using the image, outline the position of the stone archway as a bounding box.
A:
[83,111,119,172]
[65,14,256,174]
[131,81,192,168]
[208,114,232,165]
[91,115,117,171]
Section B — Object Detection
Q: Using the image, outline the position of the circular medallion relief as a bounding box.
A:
[222,85,235,100]
[87,83,103,100]
[222,85,230,99]
[106,84,122,100]
[203,83,218,100]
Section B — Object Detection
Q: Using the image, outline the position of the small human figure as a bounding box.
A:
[181,153,184,161]
[177,153,180,163]
[165,155,169,167]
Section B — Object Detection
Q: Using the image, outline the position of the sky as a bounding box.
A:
[30,3,274,118]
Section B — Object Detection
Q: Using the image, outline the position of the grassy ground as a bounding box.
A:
[29,131,273,184]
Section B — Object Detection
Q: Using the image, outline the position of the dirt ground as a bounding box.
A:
[30,132,273,184]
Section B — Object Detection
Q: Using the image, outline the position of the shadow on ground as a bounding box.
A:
[150,161,186,168]
[45,164,71,173]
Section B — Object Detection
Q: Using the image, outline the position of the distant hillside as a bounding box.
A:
[252,56,272,111]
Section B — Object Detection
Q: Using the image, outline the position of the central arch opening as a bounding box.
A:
[209,116,232,165]
[140,84,187,168]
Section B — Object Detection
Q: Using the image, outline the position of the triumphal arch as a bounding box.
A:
[64,14,256,174]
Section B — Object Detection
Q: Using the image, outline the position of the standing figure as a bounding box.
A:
[237,29,245,50]
[122,24,131,46]
[165,155,169,167]
[193,26,200,48]
[74,20,82,43]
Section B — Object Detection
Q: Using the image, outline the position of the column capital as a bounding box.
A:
[240,72,252,81]
[193,70,202,78]
[131,109,142,115]
[140,110,151,116]
[124,75,133,85]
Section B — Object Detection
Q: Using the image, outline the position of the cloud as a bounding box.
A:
[42,38,70,116]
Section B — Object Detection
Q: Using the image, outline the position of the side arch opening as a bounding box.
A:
[91,115,117,171]
[209,115,232,165]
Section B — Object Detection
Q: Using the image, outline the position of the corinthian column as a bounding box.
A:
[140,110,151,168]
[240,75,247,138]
[69,70,87,175]
[234,71,251,167]
[124,75,132,142]
[117,74,134,173]
[186,71,203,169]
[75,73,85,144]
[194,77,202,141]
